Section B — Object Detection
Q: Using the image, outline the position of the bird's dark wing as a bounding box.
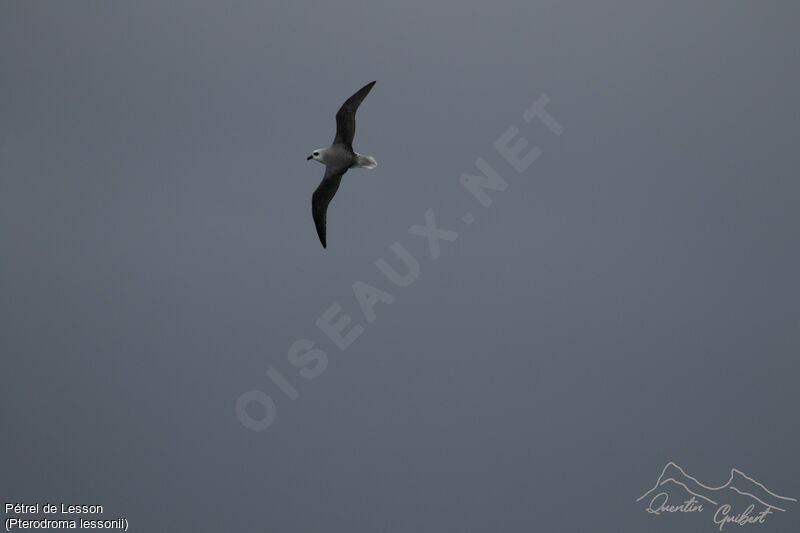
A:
[312,167,345,248]
[333,81,376,149]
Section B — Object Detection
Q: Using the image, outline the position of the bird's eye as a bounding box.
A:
[313,152,319,156]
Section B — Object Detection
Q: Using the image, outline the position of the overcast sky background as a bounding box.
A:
[2,2,799,532]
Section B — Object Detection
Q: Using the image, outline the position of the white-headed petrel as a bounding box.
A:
[307,81,378,248]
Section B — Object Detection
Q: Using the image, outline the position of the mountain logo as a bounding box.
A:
[637,461,796,530]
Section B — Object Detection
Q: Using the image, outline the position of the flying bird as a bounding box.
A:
[307,81,378,248]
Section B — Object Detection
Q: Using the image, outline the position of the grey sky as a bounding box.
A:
[2,2,799,532]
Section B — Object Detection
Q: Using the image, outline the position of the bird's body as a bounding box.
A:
[307,81,378,248]
[313,145,375,174]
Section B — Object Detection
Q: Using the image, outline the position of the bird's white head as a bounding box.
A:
[306,148,327,164]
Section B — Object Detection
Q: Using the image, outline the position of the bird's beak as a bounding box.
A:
[306,155,313,160]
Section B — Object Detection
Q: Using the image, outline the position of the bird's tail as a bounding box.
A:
[354,154,377,169]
